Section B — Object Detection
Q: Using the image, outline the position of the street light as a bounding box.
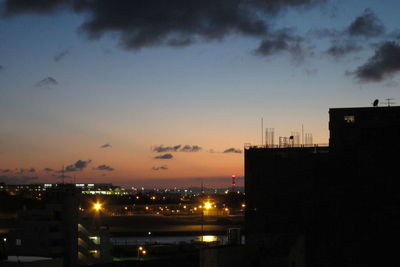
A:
[137,246,143,260]
[204,202,212,210]
[93,202,102,212]
[201,200,213,242]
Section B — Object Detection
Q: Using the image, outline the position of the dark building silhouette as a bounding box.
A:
[5,184,111,266]
[245,106,400,266]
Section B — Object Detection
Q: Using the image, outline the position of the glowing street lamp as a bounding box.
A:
[93,202,102,212]
[137,246,143,260]
[204,202,212,210]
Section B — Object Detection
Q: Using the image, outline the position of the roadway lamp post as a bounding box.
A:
[137,246,143,260]
[201,201,212,242]
[93,201,103,229]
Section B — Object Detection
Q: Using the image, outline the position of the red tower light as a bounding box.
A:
[231,175,236,191]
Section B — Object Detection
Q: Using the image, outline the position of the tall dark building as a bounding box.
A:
[245,106,400,266]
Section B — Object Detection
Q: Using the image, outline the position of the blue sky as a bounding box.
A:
[0,0,399,187]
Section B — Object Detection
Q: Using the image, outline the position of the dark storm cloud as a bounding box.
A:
[0,65,4,71]
[54,49,70,62]
[353,41,400,82]
[35,77,58,88]
[153,145,181,153]
[43,168,54,172]
[223,148,242,154]
[326,40,362,58]
[3,0,325,51]
[152,165,168,171]
[94,164,115,171]
[3,0,69,16]
[65,159,92,172]
[154,153,173,160]
[347,9,385,37]
[100,143,112,148]
[254,30,303,56]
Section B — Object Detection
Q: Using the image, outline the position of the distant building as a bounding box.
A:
[4,184,112,266]
[0,183,126,199]
[245,106,400,266]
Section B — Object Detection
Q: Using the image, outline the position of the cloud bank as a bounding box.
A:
[65,159,92,172]
[353,41,400,82]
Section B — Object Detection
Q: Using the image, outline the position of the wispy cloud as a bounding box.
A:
[152,165,168,171]
[153,144,202,153]
[326,40,363,58]
[100,143,112,149]
[180,145,202,152]
[153,145,181,153]
[93,164,115,171]
[53,49,70,62]
[43,168,54,172]
[35,77,58,89]
[154,153,173,160]
[223,148,243,154]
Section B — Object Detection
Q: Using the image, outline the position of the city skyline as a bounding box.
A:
[1,0,400,187]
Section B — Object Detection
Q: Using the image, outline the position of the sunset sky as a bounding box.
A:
[1,0,400,187]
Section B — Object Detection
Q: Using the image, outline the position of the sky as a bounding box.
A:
[1,0,400,188]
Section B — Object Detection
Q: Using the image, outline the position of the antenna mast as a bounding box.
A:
[384,98,395,107]
[261,118,264,146]
[61,165,65,185]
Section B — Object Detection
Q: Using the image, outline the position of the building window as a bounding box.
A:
[89,236,101,244]
[344,115,355,123]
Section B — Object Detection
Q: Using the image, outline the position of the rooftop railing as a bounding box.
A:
[244,143,329,150]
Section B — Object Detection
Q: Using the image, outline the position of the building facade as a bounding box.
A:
[245,106,400,266]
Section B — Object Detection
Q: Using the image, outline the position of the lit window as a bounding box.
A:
[89,236,101,244]
[344,115,355,123]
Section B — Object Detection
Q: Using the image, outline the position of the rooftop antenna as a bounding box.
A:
[384,98,395,107]
[261,118,264,146]
[373,99,379,107]
[61,165,65,185]
[231,175,236,192]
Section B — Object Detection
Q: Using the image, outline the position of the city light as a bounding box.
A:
[93,202,102,211]
[204,201,212,210]
[201,235,218,242]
